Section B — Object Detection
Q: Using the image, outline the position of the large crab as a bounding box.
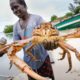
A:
[31,22,80,73]
[0,22,80,79]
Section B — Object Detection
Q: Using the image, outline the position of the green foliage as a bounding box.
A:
[3,25,13,33]
[50,0,80,23]
[74,6,80,14]
[51,15,58,21]
[65,12,73,17]
[68,0,80,14]
[74,0,80,5]
[68,3,76,14]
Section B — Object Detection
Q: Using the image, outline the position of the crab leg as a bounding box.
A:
[8,54,47,80]
[63,42,80,61]
[58,41,72,72]
[0,37,34,55]
[63,29,80,39]
[0,37,48,80]
[25,43,37,61]
[66,51,72,73]
[58,42,67,60]
[6,38,47,80]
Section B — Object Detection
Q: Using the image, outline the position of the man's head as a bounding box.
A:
[10,0,28,19]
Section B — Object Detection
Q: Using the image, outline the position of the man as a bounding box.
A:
[10,0,54,79]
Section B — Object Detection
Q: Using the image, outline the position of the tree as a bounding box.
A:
[75,6,80,14]
[68,3,75,14]
[65,12,73,17]
[74,0,80,5]
[51,15,58,22]
[68,1,80,15]
[3,25,13,33]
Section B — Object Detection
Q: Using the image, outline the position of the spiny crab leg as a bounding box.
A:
[58,41,72,73]
[7,48,47,80]
[58,42,67,60]
[66,50,72,73]
[63,28,80,39]
[0,37,47,80]
[0,37,34,54]
[25,43,37,61]
[63,42,80,61]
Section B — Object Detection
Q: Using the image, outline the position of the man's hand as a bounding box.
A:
[0,37,7,57]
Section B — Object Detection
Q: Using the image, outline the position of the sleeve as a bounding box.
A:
[13,24,21,41]
[37,16,45,25]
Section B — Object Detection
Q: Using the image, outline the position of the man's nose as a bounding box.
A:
[13,8,18,14]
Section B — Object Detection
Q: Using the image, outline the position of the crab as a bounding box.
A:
[31,22,80,73]
[0,22,80,79]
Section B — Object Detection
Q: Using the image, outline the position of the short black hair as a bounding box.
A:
[17,0,27,8]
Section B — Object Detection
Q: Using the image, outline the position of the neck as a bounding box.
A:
[20,13,30,21]
[19,13,30,29]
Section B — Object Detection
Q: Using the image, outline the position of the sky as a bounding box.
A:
[0,0,74,31]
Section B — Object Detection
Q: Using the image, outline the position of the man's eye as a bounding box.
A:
[11,6,18,10]
[14,6,18,9]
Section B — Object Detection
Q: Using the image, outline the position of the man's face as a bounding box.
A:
[10,0,27,18]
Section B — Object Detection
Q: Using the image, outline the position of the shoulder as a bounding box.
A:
[13,21,19,30]
[30,14,43,20]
